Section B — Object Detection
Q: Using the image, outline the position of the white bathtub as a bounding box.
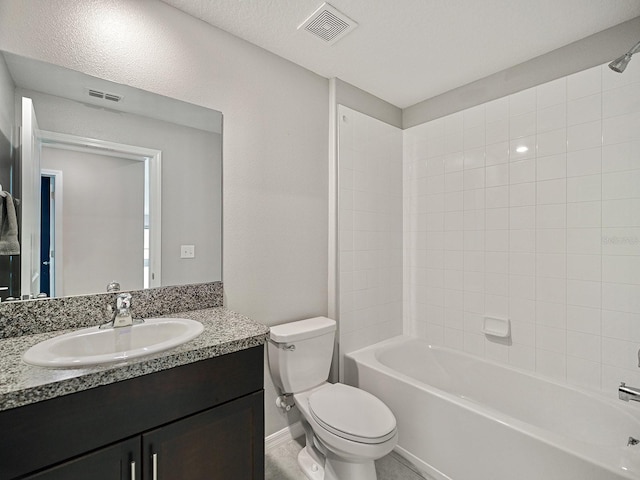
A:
[345,336,640,480]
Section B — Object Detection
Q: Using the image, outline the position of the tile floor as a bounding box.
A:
[265,437,428,480]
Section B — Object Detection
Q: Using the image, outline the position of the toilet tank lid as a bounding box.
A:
[270,317,336,343]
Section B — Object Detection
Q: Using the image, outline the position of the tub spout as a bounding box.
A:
[619,382,640,402]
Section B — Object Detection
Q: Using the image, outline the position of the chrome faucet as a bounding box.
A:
[619,382,640,402]
[100,293,136,329]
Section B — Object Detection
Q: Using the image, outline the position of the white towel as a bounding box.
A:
[0,192,20,255]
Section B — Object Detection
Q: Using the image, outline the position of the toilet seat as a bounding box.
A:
[308,383,397,445]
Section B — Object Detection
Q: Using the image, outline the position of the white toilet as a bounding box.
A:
[268,317,397,480]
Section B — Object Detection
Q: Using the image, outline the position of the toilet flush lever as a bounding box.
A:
[269,339,296,351]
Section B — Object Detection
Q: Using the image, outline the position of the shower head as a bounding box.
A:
[609,40,640,73]
[609,53,633,73]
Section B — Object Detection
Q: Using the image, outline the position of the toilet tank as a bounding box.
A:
[268,317,336,394]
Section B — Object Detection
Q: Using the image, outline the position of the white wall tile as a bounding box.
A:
[537,204,566,229]
[537,325,567,354]
[566,305,600,335]
[602,199,640,228]
[567,228,601,255]
[567,254,601,281]
[567,279,601,308]
[464,125,485,150]
[510,137,536,161]
[509,343,536,371]
[537,104,566,133]
[403,62,640,396]
[485,251,509,274]
[537,277,566,304]
[486,164,509,187]
[566,201,601,228]
[537,179,566,205]
[463,168,485,190]
[602,282,640,313]
[537,129,567,157]
[602,141,640,173]
[486,186,509,208]
[444,152,464,172]
[537,154,566,181]
[510,298,536,324]
[567,94,601,126]
[567,66,601,100]
[537,253,566,279]
[510,111,536,139]
[602,255,640,284]
[510,229,535,253]
[602,82,640,119]
[509,185,535,208]
[567,121,602,152]
[536,229,566,254]
[510,88,537,116]
[536,349,567,381]
[509,274,536,300]
[537,77,567,109]
[566,148,601,177]
[602,170,640,200]
[510,159,536,184]
[486,118,509,145]
[602,309,640,342]
[511,252,535,276]
[567,357,601,391]
[536,300,566,329]
[602,337,639,369]
[566,175,601,203]
[463,104,485,129]
[485,97,509,122]
[485,142,509,166]
[603,112,640,146]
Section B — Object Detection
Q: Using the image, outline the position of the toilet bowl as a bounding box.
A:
[268,317,397,480]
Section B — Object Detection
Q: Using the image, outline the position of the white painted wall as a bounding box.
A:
[404,60,640,399]
[0,0,329,436]
[0,54,13,144]
[337,106,403,379]
[42,148,144,296]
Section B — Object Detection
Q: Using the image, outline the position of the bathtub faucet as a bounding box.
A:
[619,382,640,402]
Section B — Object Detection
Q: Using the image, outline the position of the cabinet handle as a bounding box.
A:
[152,453,158,480]
[130,460,136,479]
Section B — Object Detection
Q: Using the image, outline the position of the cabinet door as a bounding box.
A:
[23,437,141,480]
[143,391,264,480]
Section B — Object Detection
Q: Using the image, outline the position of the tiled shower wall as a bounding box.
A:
[338,105,403,370]
[404,61,640,395]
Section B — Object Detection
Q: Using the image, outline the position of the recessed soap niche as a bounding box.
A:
[482,316,511,339]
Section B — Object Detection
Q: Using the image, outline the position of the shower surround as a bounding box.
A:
[403,60,640,395]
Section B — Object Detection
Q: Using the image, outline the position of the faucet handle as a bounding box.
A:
[116,292,132,312]
[621,382,626,387]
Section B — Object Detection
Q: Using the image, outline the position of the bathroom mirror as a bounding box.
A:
[0,51,222,300]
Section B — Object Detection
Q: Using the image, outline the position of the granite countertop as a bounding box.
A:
[0,308,269,412]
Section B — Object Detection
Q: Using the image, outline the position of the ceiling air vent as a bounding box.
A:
[86,88,123,103]
[298,3,358,45]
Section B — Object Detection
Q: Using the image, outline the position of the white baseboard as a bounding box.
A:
[265,421,304,451]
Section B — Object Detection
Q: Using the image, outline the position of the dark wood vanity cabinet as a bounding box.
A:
[0,346,265,480]
[22,438,142,480]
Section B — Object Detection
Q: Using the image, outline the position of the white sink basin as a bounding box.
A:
[23,318,204,368]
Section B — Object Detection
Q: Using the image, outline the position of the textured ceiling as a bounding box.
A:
[161,0,640,108]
